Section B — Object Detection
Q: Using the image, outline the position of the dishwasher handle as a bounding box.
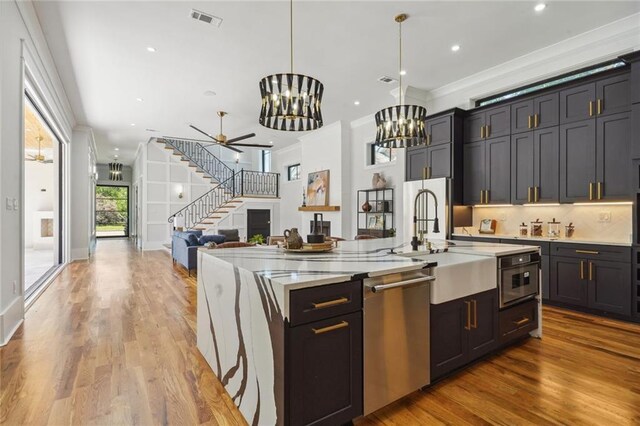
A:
[369,276,435,293]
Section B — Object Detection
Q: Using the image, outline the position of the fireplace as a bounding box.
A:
[309,221,331,236]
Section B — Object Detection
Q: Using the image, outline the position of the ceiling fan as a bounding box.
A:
[189,111,273,153]
[26,135,53,164]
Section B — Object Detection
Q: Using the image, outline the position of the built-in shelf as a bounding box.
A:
[298,206,341,212]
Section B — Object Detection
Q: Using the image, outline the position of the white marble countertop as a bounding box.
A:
[451,233,632,247]
[199,237,436,290]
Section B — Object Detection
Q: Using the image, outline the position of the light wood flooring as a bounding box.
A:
[2,239,640,425]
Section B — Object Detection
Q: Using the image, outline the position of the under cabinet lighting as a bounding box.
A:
[573,202,632,206]
[523,203,560,207]
[534,3,546,12]
[473,204,513,208]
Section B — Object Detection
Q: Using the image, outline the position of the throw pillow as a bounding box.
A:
[186,233,200,246]
[217,229,240,242]
[199,234,226,245]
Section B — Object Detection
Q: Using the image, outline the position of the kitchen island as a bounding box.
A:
[197,238,540,425]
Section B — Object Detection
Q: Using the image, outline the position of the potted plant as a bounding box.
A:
[249,234,266,245]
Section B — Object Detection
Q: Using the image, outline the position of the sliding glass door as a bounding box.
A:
[24,98,62,297]
[96,185,129,238]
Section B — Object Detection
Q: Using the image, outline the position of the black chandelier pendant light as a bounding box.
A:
[374,14,427,148]
[258,0,324,132]
[109,162,123,181]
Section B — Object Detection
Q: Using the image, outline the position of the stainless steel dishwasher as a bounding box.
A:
[363,268,435,415]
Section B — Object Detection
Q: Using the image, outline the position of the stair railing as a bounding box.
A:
[168,176,236,230]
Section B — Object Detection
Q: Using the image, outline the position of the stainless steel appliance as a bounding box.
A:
[498,251,541,308]
[363,269,435,415]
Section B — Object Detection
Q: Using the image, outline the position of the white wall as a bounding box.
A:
[272,144,302,234]
[1,0,77,345]
[70,127,96,260]
[24,160,54,248]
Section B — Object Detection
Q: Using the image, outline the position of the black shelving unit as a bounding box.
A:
[357,188,394,238]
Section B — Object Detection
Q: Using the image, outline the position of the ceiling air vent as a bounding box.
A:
[377,75,397,84]
[190,9,223,27]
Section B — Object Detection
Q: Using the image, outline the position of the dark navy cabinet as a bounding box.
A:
[464,105,510,143]
[559,119,597,202]
[511,127,559,204]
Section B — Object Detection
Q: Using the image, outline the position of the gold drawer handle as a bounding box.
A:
[589,101,594,117]
[534,113,539,128]
[312,321,349,334]
[464,301,471,330]
[576,250,599,255]
[597,99,602,115]
[311,297,349,309]
[513,317,531,327]
[528,115,532,129]
[471,299,477,329]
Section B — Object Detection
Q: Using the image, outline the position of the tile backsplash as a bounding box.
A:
[461,204,632,243]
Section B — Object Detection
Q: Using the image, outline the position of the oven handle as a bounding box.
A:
[500,262,541,271]
[368,276,435,293]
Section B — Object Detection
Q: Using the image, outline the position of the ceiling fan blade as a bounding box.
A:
[165,136,221,145]
[218,144,244,154]
[226,133,256,144]
[231,143,274,148]
[189,124,222,143]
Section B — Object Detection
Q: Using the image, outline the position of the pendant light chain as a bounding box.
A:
[290,0,294,74]
[399,17,403,106]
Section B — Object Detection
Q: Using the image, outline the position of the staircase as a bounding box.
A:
[159,137,279,231]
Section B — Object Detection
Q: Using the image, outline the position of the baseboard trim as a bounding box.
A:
[0,296,25,347]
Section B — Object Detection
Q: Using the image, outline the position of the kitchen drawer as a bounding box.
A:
[500,238,550,255]
[499,299,538,344]
[551,243,631,263]
[451,235,498,243]
[289,280,362,327]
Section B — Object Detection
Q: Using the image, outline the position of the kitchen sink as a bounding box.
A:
[400,252,497,303]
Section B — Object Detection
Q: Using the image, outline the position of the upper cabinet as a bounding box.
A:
[511,93,559,134]
[511,127,560,204]
[464,105,510,143]
[426,115,453,146]
[463,136,510,205]
[560,74,630,124]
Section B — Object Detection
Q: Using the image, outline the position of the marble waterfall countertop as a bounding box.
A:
[198,237,438,291]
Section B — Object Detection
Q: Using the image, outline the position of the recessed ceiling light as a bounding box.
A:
[534,3,546,12]
[146,46,156,52]
[136,97,144,102]
[114,148,119,151]
[451,44,461,52]
[269,141,274,145]
[130,123,136,126]
[354,100,360,106]
[114,154,119,158]
[203,90,216,97]
[399,70,407,76]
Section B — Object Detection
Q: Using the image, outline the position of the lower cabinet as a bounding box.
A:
[431,289,498,380]
[550,256,631,315]
[288,281,363,426]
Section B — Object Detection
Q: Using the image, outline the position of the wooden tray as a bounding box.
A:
[284,242,334,253]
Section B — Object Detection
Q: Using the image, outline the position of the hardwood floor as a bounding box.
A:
[2,239,640,425]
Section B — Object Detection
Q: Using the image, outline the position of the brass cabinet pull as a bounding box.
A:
[423,167,429,180]
[312,321,349,335]
[534,186,539,203]
[597,99,602,115]
[311,297,349,309]
[485,190,490,204]
[576,250,599,255]
[513,317,531,327]
[589,262,594,281]
[597,182,603,200]
[485,125,491,138]
[471,299,478,329]
[480,125,485,139]
[428,167,432,179]
[528,187,532,203]
[580,260,585,280]
[427,134,432,146]
[464,301,471,330]
[528,115,532,129]
[534,113,539,128]
[589,182,594,200]
[589,101,594,117]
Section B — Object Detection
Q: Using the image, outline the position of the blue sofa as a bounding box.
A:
[171,231,226,275]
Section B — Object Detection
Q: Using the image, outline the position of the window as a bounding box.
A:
[370,143,396,165]
[287,164,301,181]
[261,150,271,173]
[477,61,627,107]
[96,185,129,238]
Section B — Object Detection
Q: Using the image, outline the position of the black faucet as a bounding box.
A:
[411,189,440,251]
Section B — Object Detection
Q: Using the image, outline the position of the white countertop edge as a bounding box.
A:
[451,233,632,247]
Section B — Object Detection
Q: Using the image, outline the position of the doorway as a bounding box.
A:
[247,209,271,241]
[24,98,63,297]
[96,185,129,238]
